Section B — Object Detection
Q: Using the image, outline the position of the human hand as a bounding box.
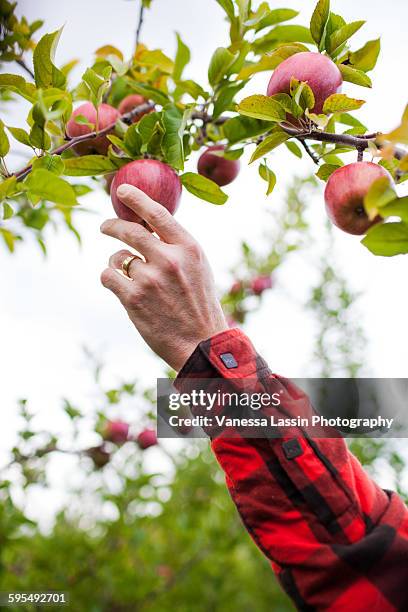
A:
[100,185,228,372]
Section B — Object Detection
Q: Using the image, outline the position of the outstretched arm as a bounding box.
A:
[101,185,408,611]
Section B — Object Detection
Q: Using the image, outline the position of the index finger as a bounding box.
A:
[115,184,192,245]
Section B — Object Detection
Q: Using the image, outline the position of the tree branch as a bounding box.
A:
[135,1,146,50]
[299,140,320,165]
[12,102,155,182]
[15,58,35,80]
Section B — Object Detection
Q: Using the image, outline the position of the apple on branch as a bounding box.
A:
[137,429,157,450]
[66,102,120,155]
[102,420,130,444]
[197,145,240,186]
[324,162,393,235]
[250,275,274,296]
[111,159,182,223]
[267,52,343,115]
[118,94,153,123]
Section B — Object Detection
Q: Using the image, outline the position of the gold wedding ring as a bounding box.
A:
[122,255,139,279]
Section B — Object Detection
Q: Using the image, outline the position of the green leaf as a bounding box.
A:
[0,176,17,202]
[349,39,381,72]
[0,228,18,252]
[237,95,286,122]
[208,47,237,86]
[323,93,365,114]
[223,148,244,160]
[337,113,367,129]
[2,201,14,220]
[173,33,190,81]
[29,124,51,150]
[236,0,250,25]
[162,105,189,171]
[222,116,270,143]
[362,222,408,256]
[6,125,32,147]
[379,196,408,222]
[310,0,330,47]
[215,0,235,21]
[250,129,289,162]
[252,25,313,54]
[290,79,315,112]
[137,111,164,145]
[24,169,77,205]
[364,176,397,219]
[138,49,174,74]
[316,163,340,181]
[237,44,308,79]
[33,28,66,89]
[255,8,299,32]
[82,66,112,106]
[126,80,170,106]
[338,64,372,88]
[213,80,247,118]
[0,120,10,157]
[181,172,227,204]
[123,125,143,156]
[174,79,208,101]
[258,161,277,195]
[243,2,269,28]
[285,141,302,158]
[0,74,37,102]
[32,154,65,175]
[63,155,118,176]
[328,21,365,55]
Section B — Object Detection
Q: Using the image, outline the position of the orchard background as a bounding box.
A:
[1,0,408,610]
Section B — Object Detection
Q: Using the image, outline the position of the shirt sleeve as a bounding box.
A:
[175,328,408,611]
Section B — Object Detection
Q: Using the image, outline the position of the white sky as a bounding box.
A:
[1,0,408,523]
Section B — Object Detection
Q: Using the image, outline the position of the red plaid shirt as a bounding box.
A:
[176,329,408,611]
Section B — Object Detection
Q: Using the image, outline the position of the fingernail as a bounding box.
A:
[117,184,134,199]
[100,220,109,233]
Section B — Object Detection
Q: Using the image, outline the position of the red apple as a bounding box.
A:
[104,172,116,194]
[267,52,342,115]
[111,159,182,223]
[324,162,391,235]
[103,420,130,444]
[137,429,157,450]
[118,94,153,123]
[66,102,120,155]
[197,145,240,186]
[250,275,273,295]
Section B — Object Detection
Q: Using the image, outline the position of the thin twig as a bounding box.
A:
[12,102,155,182]
[299,140,320,165]
[135,1,146,50]
[15,58,35,80]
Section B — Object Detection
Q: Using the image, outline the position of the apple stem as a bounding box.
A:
[357,148,364,162]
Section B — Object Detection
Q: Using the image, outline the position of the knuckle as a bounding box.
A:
[163,252,181,275]
[185,241,202,260]
[100,268,113,287]
[109,249,129,267]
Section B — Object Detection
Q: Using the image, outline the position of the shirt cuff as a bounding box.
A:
[176,328,270,383]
